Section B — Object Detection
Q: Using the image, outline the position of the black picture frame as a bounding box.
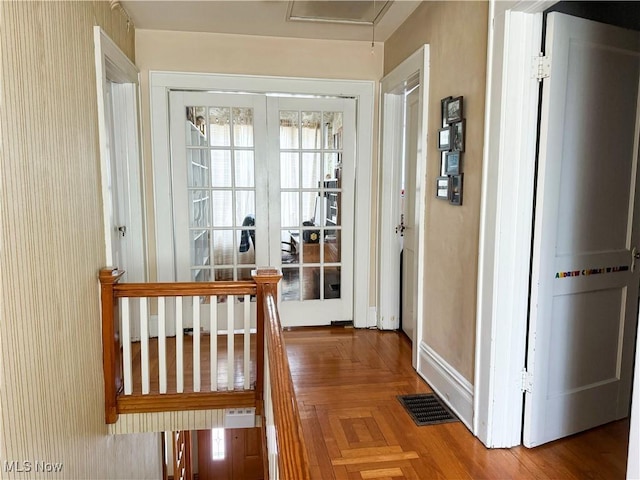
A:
[451,120,465,152]
[441,96,452,126]
[445,151,461,175]
[449,174,463,205]
[446,96,463,124]
[436,176,449,199]
[438,126,452,151]
[440,151,448,176]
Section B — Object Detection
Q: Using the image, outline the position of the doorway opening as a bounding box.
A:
[378,45,429,369]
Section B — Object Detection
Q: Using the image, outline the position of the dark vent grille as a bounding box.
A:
[397,393,459,426]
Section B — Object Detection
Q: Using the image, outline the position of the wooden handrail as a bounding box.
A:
[254,270,311,480]
[113,280,256,298]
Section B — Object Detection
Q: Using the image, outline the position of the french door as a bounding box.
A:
[169,91,355,328]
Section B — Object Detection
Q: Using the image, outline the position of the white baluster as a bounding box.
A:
[140,297,150,394]
[243,295,250,390]
[158,297,167,394]
[210,296,218,391]
[227,297,234,391]
[121,297,132,395]
[176,296,184,393]
[193,296,201,392]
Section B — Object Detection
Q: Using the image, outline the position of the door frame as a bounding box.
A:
[150,72,375,328]
[476,2,640,469]
[377,46,429,368]
[94,27,147,281]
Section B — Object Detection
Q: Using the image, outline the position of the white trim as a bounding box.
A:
[377,46,430,368]
[94,27,147,282]
[418,342,474,430]
[475,1,549,448]
[150,72,374,327]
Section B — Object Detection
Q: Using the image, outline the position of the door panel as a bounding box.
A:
[268,97,356,326]
[524,12,640,447]
[401,88,420,340]
[169,91,268,331]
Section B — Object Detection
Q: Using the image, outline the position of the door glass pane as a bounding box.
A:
[209,107,231,146]
[324,267,340,299]
[188,150,209,187]
[302,152,321,188]
[190,190,211,228]
[214,268,234,281]
[234,151,255,188]
[237,268,254,282]
[325,191,341,227]
[282,230,299,265]
[325,230,341,263]
[324,153,340,179]
[323,111,343,149]
[301,111,322,149]
[235,191,255,227]
[281,192,299,228]
[280,111,299,149]
[211,191,232,227]
[186,106,207,146]
[191,230,210,266]
[302,266,320,300]
[233,107,254,147]
[192,268,211,282]
[302,192,318,226]
[237,230,255,264]
[212,230,234,266]
[280,153,299,188]
[211,150,232,187]
[282,267,300,301]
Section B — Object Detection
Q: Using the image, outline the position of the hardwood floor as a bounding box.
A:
[284,327,630,480]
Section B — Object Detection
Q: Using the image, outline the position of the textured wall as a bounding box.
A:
[384,2,489,382]
[0,2,161,478]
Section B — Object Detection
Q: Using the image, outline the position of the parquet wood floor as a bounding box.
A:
[284,326,630,480]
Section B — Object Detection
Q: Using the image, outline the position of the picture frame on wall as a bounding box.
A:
[445,151,461,175]
[451,120,465,152]
[436,176,449,199]
[446,96,463,124]
[438,127,451,151]
[441,96,452,126]
[449,174,463,205]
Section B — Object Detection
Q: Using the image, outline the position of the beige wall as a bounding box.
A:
[385,1,489,382]
[0,2,161,478]
[135,29,383,293]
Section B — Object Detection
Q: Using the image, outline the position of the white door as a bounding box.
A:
[169,91,269,331]
[268,96,356,326]
[524,12,640,447]
[169,92,356,328]
[401,88,420,340]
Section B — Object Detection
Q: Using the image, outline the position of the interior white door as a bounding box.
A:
[524,12,640,447]
[401,88,420,340]
[267,96,356,326]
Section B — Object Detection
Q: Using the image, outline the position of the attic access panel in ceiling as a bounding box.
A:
[287,1,393,25]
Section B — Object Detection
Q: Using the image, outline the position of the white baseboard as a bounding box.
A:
[418,341,474,431]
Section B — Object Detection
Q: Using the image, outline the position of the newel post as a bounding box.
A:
[99,267,125,424]
[252,267,282,402]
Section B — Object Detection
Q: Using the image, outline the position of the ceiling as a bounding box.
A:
[119,0,422,42]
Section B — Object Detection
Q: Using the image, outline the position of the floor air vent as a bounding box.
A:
[397,393,459,426]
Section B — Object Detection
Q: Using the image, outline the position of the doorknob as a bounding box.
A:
[632,247,639,272]
[118,225,127,237]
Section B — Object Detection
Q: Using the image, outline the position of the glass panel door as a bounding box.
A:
[169,91,268,331]
[268,97,355,326]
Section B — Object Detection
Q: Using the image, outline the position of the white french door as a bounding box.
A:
[168,91,355,328]
[267,96,355,326]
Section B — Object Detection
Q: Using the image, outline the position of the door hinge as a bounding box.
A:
[531,54,551,81]
[521,368,533,393]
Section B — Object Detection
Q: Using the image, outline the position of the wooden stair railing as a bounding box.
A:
[99,267,310,479]
[99,267,262,423]
[254,271,311,480]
